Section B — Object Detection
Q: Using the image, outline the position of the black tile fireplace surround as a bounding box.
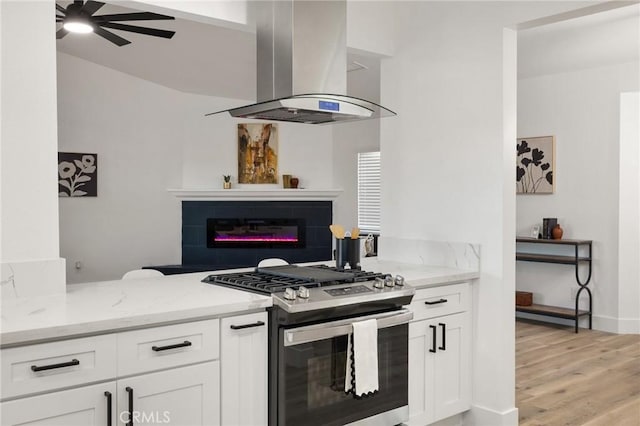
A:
[148,201,332,275]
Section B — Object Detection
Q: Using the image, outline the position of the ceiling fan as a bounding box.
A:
[56,0,175,47]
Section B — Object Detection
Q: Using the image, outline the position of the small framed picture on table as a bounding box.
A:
[530,225,540,238]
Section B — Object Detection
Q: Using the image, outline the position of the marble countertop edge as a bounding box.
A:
[1,299,272,348]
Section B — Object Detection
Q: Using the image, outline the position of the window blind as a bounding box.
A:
[357,151,381,234]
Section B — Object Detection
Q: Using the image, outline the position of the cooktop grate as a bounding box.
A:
[202,265,386,295]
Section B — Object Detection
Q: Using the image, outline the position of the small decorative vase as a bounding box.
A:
[552,224,563,240]
[290,177,299,189]
[223,181,231,189]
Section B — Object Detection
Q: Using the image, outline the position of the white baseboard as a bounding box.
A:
[593,315,640,334]
[464,404,518,426]
[517,312,640,335]
[1,258,66,299]
[430,414,463,426]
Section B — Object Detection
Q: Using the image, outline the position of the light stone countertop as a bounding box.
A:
[357,258,479,289]
[0,259,479,348]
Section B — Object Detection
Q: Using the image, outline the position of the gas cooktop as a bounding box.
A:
[202,265,383,294]
[202,264,415,313]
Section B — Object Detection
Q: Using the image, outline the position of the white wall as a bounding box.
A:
[347,0,394,57]
[378,1,593,423]
[332,120,380,229]
[1,0,66,298]
[332,53,382,229]
[618,91,639,333]
[517,61,639,332]
[57,53,334,283]
[57,53,184,283]
[182,108,333,191]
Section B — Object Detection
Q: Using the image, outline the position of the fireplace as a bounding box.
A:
[207,218,305,248]
[180,200,332,270]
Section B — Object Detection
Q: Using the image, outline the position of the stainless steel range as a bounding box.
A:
[203,264,415,426]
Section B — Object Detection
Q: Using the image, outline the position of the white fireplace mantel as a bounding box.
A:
[167,188,343,201]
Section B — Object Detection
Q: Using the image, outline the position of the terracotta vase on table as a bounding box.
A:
[552,224,563,240]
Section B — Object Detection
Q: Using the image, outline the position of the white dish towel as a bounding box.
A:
[344,318,379,397]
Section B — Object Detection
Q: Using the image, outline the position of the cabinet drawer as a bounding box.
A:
[410,283,470,321]
[1,381,116,426]
[1,334,117,400]
[117,319,219,376]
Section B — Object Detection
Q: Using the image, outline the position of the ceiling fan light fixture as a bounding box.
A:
[63,18,93,34]
[56,1,175,46]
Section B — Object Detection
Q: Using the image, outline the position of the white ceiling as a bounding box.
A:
[57,2,640,97]
[518,3,640,78]
[56,1,256,100]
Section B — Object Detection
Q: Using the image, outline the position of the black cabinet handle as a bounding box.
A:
[429,325,437,353]
[439,323,446,351]
[31,358,79,372]
[104,391,112,426]
[425,298,448,305]
[151,340,192,352]
[230,321,265,330]
[125,387,134,426]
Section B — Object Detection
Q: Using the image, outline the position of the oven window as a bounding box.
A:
[279,324,408,426]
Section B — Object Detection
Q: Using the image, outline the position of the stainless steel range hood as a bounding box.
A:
[206,0,395,125]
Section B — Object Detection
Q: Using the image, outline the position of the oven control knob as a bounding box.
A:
[297,286,310,299]
[373,277,385,289]
[394,275,405,286]
[283,288,297,301]
[384,275,395,287]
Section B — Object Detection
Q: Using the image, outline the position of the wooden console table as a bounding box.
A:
[515,237,593,333]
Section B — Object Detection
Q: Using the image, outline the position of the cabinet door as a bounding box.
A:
[220,312,268,426]
[432,312,471,423]
[408,319,436,426]
[408,312,471,426]
[1,381,116,426]
[117,361,219,426]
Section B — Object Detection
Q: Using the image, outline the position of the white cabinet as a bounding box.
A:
[220,312,268,426]
[3,362,219,426]
[1,381,116,426]
[117,319,219,376]
[1,334,117,399]
[408,283,472,426]
[117,362,219,426]
[1,313,268,426]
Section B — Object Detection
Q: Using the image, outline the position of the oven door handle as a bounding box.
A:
[283,309,413,347]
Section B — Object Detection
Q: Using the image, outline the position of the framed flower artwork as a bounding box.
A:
[516,136,555,194]
[58,152,98,197]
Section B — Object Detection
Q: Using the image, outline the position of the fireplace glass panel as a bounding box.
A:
[207,218,305,248]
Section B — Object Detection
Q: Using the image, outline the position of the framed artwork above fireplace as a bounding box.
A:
[238,123,279,184]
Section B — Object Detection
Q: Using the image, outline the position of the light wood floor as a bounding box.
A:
[516,319,640,426]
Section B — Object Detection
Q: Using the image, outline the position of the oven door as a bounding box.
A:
[278,309,412,426]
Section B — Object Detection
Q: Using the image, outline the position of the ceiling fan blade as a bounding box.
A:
[94,26,131,46]
[93,12,174,23]
[99,22,175,39]
[56,4,66,14]
[74,0,83,5]
[80,1,104,16]
[56,27,69,39]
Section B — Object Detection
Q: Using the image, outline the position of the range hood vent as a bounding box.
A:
[206,1,395,125]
